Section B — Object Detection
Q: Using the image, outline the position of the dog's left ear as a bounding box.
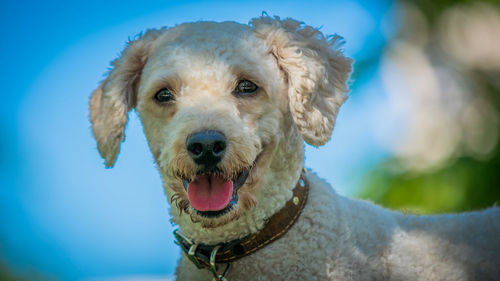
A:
[89,28,165,167]
[251,16,352,146]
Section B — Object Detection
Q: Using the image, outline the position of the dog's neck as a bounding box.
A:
[169,116,304,245]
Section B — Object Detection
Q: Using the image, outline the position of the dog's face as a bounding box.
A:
[137,22,285,226]
[90,17,352,228]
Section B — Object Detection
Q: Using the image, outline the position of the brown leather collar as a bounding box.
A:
[174,170,309,278]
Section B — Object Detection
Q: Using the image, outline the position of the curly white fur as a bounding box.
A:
[90,16,500,281]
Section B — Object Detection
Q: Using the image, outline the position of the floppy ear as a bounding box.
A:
[89,28,165,167]
[250,16,352,146]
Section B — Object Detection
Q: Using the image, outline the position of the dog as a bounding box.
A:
[89,16,500,281]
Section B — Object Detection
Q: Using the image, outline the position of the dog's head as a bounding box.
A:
[90,16,351,229]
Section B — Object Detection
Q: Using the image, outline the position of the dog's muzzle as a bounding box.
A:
[183,130,251,217]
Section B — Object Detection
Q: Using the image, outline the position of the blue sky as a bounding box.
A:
[0,0,393,280]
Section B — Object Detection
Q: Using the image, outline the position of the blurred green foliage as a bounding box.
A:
[418,0,500,25]
[0,260,49,281]
[359,153,500,214]
[357,0,500,214]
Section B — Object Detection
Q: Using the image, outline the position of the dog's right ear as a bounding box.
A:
[89,28,165,168]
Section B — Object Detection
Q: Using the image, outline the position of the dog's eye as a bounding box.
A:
[235,80,258,96]
[154,88,174,103]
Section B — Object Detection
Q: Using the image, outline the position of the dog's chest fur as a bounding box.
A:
[176,172,500,281]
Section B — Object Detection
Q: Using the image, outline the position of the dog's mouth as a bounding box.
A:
[182,168,251,218]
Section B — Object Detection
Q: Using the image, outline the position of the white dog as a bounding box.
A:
[90,16,500,280]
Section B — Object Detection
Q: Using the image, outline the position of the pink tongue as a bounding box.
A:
[187,174,234,211]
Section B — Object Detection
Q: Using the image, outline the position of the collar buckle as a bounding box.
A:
[174,229,229,280]
[174,229,206,269]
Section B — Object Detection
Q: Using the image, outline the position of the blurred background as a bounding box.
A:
[1,0,499,280]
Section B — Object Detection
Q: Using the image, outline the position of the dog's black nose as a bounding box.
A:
[186,130,226,167]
